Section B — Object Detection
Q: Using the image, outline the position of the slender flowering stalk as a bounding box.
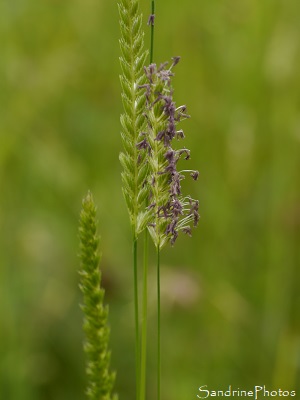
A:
[78,192,117,400]
[156,247,161,400]
[140,4,156,400]
[140,226,148,400]
[118,1,151,398]
[148,1,155,64]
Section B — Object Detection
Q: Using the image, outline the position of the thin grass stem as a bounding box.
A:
[150,0,155,64]
[157,247,161,400]
[140,229,149,400]
[139,2,156,399]
[133,236,140,400]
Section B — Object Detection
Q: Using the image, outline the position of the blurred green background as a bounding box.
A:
[1,0,300,399]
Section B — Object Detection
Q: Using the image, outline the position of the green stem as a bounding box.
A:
[137,3,156,399]
[150,0,155,64]
[140,229,149,400]
[133,236,140,400]
[157,247,161,400]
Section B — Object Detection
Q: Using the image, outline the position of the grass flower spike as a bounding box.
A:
[78,192,117,400]
[141,59,200,249]
[118,0,151,237]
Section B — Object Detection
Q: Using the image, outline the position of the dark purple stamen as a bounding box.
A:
[190,171,199,181]
[189,200,200,227]
[166,218,178,236]
[170,199,183,217]
[176,130,185,139]
[171,56,181,67]
[165,149,176,163]
[170,230,178,246]
[178,148,190,160]
[147,202,156,210]
[193,211,200,227]
[155,130,165,142]
[158,205,171,218]
[182,227,192,236]
[158,69,173,83]
[136,138,150,151]
[170,172,181,196]
[147,14,155,26]
[158,61,169,72]
[144,64,157,83]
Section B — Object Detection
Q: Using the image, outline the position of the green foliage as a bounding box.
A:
[78,192,117,400]
[118,0,151,237]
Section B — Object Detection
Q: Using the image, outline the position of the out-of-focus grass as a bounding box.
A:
[0,1,299,399]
